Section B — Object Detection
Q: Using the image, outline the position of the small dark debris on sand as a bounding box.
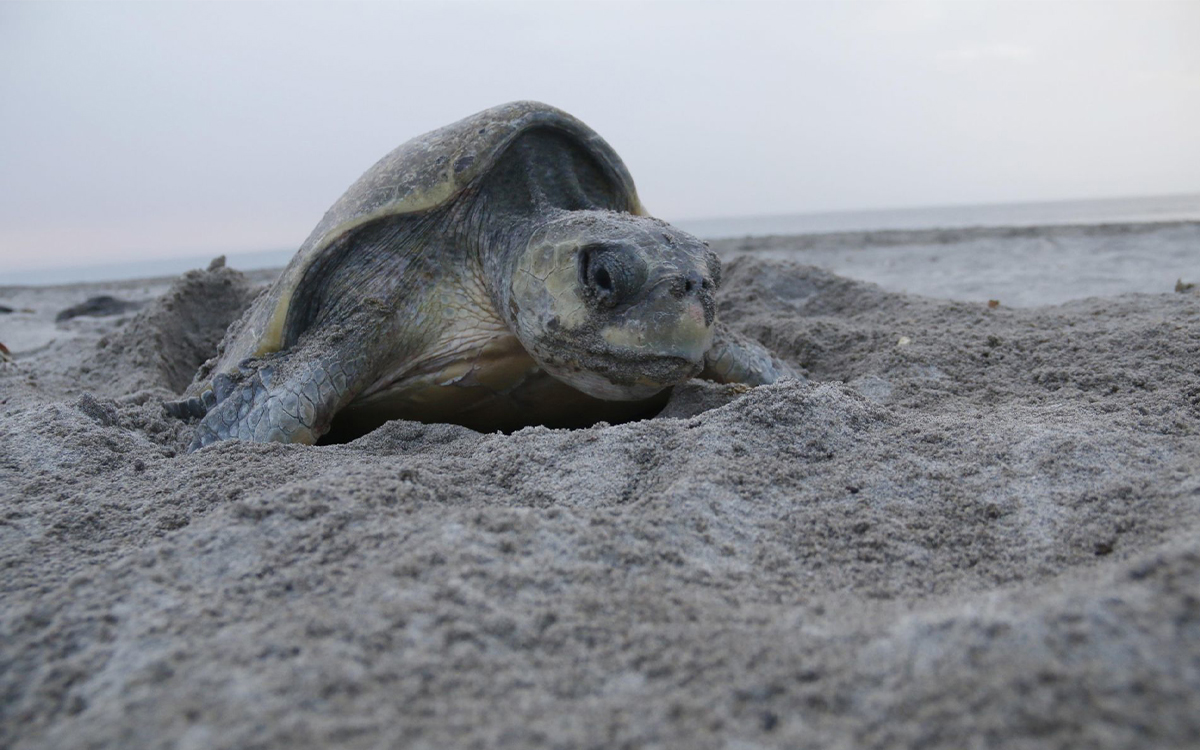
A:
[55,295,145,322]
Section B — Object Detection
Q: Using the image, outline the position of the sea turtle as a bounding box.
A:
[168,101,793,449]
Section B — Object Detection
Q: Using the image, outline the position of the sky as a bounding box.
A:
[1,0,1198,273]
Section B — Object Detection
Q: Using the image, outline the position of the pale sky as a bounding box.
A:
[1,0,1198,273]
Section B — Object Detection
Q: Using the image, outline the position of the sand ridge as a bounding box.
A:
[2,230,1199,749]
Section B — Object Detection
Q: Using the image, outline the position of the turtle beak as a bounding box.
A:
[599,271,715,364]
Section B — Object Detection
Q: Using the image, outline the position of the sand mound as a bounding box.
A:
[2,254,1199,749]
[77,258,259,397]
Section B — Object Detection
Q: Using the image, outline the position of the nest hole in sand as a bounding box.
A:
[314,379,746,444]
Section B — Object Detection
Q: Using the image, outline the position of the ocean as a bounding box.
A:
[681,192,1200,239]
[5,192,1199,286]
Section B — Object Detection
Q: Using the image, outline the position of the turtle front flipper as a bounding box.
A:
[186,338,375,451]
[699,322,802,387]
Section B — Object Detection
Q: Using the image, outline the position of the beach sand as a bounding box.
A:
[2,222,1199,749]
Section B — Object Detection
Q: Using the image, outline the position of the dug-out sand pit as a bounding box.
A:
[2,252,1199,749]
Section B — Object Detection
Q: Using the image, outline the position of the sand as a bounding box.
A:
[2,222,1199,749]
[710,221,1200,307]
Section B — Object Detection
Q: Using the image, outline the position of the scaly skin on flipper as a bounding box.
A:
[185,303,392,449]
[189,347,358,449]
[168,101,797,448]
[701,322,802,386]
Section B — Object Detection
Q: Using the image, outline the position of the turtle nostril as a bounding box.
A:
[683,271,705,295]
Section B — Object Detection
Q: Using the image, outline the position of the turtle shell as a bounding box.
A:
[222,101,647,369]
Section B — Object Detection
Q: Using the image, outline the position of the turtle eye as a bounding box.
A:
[579,244,644,308]
[593,265,613,293]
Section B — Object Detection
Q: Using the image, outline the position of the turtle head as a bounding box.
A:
[507,210,719,400]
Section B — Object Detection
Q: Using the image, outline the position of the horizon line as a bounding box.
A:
[4,190,1200,287]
